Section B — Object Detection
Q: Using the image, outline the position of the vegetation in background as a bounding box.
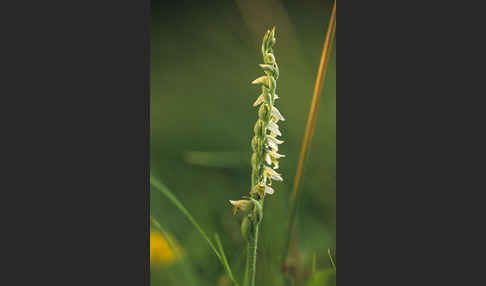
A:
[150,1,336,285]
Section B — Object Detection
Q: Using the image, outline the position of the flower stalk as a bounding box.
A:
[229,27,284,286]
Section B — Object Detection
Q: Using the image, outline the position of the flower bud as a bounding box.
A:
[264,53,275,65]
[229,199,253,215]
[269,76,277,91]
[251,136,258,152]
[262,87,272,105]
[253,94,264,107]
[259,64,278,79]
[253,120,261,135]
[258,104,271,122]
[251,152,258,169]
[268,27,276,48]
[252,76,270,88]
[253,119,265,138]
[273,63,279,79]
[262,29,272,52]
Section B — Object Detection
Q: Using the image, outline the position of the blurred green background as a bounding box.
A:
[150,0,335,285]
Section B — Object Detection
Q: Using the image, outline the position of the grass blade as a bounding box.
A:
[214,233,239,286]
[151,176,220,258]
[328,248,336,270]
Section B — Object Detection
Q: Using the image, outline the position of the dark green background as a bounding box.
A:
[150,0,335,284]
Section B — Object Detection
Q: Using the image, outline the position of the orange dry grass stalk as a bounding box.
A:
[283,1,336,281]
[291,1,336,203]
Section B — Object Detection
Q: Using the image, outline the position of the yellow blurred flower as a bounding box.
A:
[150,230,181,266]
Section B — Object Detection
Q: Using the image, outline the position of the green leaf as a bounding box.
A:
[306,269,336,286]
[214,233,239,286]
[150,216,162,230]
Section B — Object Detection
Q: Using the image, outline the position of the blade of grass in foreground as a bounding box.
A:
[214,233,239,285]
[328,248,336,270]
[150,176,239,286]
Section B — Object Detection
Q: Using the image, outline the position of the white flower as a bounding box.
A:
[265,150,285,169]
[268,150,285,159]
[263,166,283,184]
[271,107,285,121]
[265,153,272,165]
[264,184,274,195]
[254,182,275,197]
[266,135,284,151]
[267,121,281,136]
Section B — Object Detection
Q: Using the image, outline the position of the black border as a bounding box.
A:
[145,0,151,284]
[3,0,151,284]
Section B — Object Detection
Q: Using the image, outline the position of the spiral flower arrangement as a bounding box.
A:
[250,27,285,200]
[228,26,284,286]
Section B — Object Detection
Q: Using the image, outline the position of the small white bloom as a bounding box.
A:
[265,149,285,169]
[266,135,284,151]
[267,121,281,136]
[268,150,285,159]
[264,166,283,182]
[267,139,278,151]
[267,135,284,145]
[271,107,285,121]
[254,182,275,196]
[272,160,279,169]
[264,185,274,195]
[265,153,272,165]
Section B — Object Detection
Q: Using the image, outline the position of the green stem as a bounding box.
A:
[243,250,249,286]
[247,223,259,286]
